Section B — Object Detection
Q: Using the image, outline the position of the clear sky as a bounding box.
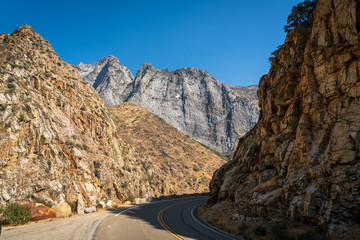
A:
[0,0,302,86]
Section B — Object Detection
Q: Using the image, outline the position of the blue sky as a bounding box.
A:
[0,0,302,86]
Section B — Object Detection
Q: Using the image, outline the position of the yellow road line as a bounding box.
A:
[157,202,188,240]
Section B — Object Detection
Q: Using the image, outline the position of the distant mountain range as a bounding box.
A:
[76,56,259,154]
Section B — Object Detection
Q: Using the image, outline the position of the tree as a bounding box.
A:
[268,44,283,63]
[284,0,317,33]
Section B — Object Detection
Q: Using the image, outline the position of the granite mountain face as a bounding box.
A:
[76,58,259,154]
[0,25,225,210]
[201,0,360,237]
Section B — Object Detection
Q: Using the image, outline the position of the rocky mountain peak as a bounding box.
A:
[11,24,35,38]
[135,62,159,79]
[99,55,119,64]
[77,59,259,153]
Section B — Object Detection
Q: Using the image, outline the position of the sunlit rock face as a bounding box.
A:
[0,25,225,210]
[77,59,259,154]
[203,0,360,236]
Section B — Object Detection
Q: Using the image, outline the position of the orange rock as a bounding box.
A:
[25,203,55,221]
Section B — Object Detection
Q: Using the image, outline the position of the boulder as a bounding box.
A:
[77,196,85,215]
[106,200,112,208]
[51,202,71,218]
[25,203,55,221]
[96,201,106,209]
[84,206,96,213]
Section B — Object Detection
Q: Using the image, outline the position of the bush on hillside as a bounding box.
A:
[3,203,31,225]
[284,0,317,33]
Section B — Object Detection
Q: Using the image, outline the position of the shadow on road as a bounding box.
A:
[101,193,238,240]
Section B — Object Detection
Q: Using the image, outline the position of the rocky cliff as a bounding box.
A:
[76,59,259,154]
[0,25,224,210]
[201,0,360,237]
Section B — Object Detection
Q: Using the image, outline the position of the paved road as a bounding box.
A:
[1,197,239,240]
[1,208,113,240]
[94,196,239,240]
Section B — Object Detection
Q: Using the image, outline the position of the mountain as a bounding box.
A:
[0,25,225,211]
[200,0,360,238]
[110,102,226,194]
[76,59,259,154]
[77,56,134,106]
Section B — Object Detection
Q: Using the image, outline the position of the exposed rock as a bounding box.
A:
[76,59,259,154]
[76,195,85,215]
[203,0,360,238]
[0,25,224,212]
[84,206,96,214]
[51,202,71,218]
[96,201,106,209]
[105,200,112,208]
[25,203,55,221]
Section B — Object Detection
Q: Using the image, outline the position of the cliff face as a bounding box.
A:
[0,25,224,210]
[76,56,134,106]
[76,60,259,154]
[203,0,360,235]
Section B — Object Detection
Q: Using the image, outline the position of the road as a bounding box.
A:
[1,197,239,240]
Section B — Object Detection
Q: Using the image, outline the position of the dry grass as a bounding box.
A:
[109,102,226,194]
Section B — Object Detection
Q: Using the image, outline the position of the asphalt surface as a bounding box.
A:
[1,197,239,240]
[94,196,239,240]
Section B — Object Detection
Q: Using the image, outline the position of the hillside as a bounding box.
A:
[0,25,225,211]
[76,57,259,154]
[110,102,226,194]
[201,0,360,238]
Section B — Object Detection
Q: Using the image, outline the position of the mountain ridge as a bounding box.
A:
[0,25,225,211]
[76,57,259,154]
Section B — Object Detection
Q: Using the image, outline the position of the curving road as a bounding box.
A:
[93,196,238,240]
[1,197,239,240]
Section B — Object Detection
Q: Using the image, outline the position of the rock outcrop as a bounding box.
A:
[51,202,71,218]
[76,56,134,106]
[76,59,259,154]
[25,203,55,221]
[202,0,360,237]
[0,25,224,210]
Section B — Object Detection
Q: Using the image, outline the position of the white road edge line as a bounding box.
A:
[88,219,104,240]
[114,205,139,216]
[191,204,238,240]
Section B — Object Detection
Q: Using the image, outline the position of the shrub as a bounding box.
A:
[126,194,135,203]
[253,225,267,236]
[75,144,89,152]
[38,201,52,208]
[239,223,249,236]
[65,140,75,147]
[19,114,26,122]
[0,105,7,111]
[95,169,101,179]
[121,182,128,188]
[3,203,31,225]
[66,201,76,213]
[288,117,299,133]
[271,223,294,240]
[269,44,284,63]
[107,188,112,196]
[251,143,260,154]
[93,161,101,169]
[80,106,86,111]
[284,0,317,33]
[7,83,15,89]
[193,166,200,172]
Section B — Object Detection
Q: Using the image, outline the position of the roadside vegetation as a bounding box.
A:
[2,203,31,225]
